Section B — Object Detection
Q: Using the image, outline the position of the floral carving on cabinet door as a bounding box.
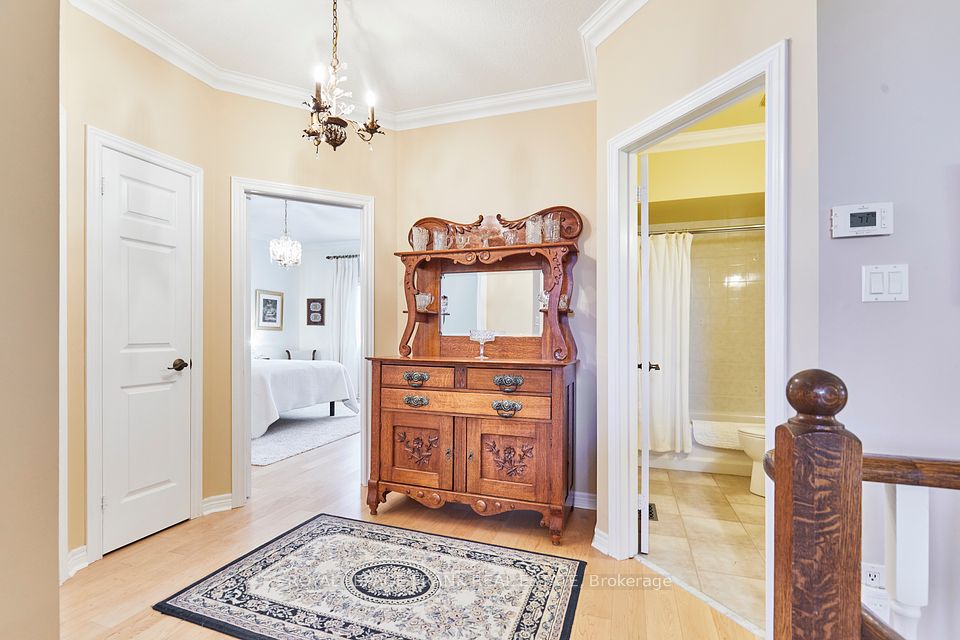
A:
[397,431,439,466]
[483,439,535,477]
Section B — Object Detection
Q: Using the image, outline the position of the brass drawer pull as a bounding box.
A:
[403,394,430,408]
[492,399,523,418]
[402,371,430,388]
[493,374,524,392]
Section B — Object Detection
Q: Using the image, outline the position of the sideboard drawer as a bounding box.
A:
[381,388,552,420]
[467,368,552,394]
[382,365,455,389]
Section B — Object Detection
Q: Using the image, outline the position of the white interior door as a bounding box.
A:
[99,147,193,553]
[637,153,652,554]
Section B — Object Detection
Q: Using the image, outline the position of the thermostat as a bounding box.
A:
[831,202,893,238]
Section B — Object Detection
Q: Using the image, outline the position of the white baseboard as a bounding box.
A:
[592,528,609,555]
[201,493,234,516]
[65,546,88,581]
[571,491,597,510]
[648,454,752,476]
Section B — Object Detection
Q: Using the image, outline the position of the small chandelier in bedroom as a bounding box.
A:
[303,0,385,153]
[270,200,302,269]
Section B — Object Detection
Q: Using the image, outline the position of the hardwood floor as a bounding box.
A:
[60,433,760,640]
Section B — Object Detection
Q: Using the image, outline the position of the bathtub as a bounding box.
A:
[644,414,763,476]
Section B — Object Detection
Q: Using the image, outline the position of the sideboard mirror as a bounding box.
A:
[440,270,544,337]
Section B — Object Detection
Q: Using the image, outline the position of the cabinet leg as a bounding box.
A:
[549,507,564,545]
[366,484,386,515]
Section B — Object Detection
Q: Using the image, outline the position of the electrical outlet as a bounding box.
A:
[863,562,885,590]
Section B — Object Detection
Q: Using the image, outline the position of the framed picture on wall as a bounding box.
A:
[256,289,284,331]
[306,297,325,326]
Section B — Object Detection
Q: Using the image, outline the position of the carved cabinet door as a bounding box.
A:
[465,418,548,502]
[380,411,454,490]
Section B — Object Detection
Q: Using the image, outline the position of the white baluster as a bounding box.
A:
[884,484,930,639]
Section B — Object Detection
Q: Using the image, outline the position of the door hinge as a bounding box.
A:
[635,186,648,203]
[101,496,107,510]
[100,177,106,196]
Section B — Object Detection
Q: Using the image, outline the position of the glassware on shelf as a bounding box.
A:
[525,215,543,244]
[415,292,434,311]
[412,226,429,252]
[432,228,453,250]
[544,213,561,242]
[469,329,496,359]
[502,229,519,246]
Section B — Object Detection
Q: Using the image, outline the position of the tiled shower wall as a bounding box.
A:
[689,230,764,417]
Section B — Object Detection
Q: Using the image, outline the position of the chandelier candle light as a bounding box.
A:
[270,200,302,269]
[303,0,384,153]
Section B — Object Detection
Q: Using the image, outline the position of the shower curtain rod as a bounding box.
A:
[648,223,765,236]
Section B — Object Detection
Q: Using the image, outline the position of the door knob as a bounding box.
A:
[168,358,189,372]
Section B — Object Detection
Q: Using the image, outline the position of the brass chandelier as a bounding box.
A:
[303,0,384,153]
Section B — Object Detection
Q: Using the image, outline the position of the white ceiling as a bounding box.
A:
[247,195,361,244]
[71,0,644,128]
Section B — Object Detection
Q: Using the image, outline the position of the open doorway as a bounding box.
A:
[246,194,362,467]
[230,179,374,507]
[638,90,767,631]
[603,42,788,640]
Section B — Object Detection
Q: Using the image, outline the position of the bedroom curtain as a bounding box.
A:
[332,256,361,399]
[649,232,693,454]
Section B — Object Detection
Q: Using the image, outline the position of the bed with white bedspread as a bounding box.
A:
[251,359,358,438]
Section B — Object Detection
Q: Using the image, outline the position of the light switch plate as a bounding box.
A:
[862,264,909,302]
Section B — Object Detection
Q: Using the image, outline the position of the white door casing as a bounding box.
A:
[637,152,650,554]
[86,128,203,562]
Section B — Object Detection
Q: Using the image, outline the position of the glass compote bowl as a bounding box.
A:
[469,329,496,360]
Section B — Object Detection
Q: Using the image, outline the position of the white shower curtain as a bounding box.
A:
[332,257,361,400]
[649,233,693,453]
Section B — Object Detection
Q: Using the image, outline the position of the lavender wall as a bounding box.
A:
[818,0,960,634]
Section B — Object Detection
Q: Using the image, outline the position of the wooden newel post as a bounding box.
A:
[775,369,862,640]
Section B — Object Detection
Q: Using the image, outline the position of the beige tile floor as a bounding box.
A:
[644,469,766,628]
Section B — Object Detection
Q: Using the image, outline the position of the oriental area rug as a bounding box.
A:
[155,514,586,640]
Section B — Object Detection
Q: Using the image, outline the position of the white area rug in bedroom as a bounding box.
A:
[252,405,360,466]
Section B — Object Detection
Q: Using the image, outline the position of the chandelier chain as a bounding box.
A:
[331,0,340,70]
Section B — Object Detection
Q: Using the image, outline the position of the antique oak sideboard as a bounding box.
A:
[367,207,581,544]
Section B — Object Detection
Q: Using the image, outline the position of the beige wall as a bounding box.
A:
[594,0,819,532]
[0,1,61,636]
[61,3,399,549]
[396,104,599,493]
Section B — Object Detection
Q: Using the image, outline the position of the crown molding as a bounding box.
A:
[579,0,650,86]
[391,80,595,130]
[647,123,765,152]
[70,0,648,130]
[69,0,305,107]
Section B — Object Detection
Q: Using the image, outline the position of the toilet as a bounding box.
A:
[737,426,767,497]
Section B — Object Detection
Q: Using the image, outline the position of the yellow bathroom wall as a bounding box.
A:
[648,141,765,202]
